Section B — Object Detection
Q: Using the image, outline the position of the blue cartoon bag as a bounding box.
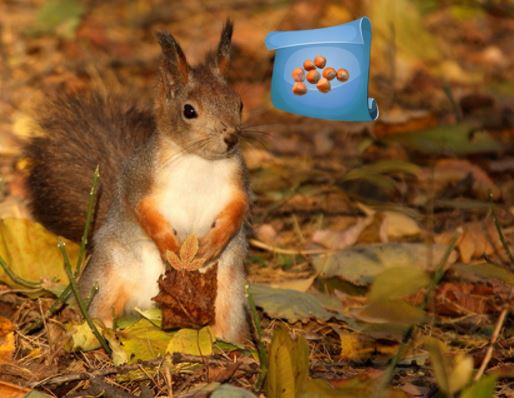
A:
[265,17,378,121]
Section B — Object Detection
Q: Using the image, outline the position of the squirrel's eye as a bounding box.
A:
[183,104,198,119]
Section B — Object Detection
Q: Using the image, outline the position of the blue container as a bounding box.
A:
[265,17,378,121]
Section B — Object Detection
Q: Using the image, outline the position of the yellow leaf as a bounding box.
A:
[379,212,421,242]
[0,218,79,290]
[166,327,214,356]
[68,321,101,352]
[449,353,474,394]
[339,332,374,361]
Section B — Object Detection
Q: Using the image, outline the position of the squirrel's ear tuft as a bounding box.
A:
[156,31,189,89]
[214,19,233,75]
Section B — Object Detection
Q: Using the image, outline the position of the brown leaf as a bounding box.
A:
[0,316,14,364]
[153,263,218,329]
[435,221,502,263]
[420,159,501,200]
[180,234,199,264]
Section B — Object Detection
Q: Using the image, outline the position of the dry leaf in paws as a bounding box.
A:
[153,263,218,329]
[166,234,205,271]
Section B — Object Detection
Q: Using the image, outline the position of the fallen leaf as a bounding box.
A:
[312,216,374,250]
[211,384,259,398]
[68,321,100,352]
[0,218,79,291]
[314,243,457,286]
[357,300,425,326]
[379,211,421,242]
[249,284,347,324]
[452,262,514,286]
[116,319,172,364]
[368,266,430,303]
[388,124,502,155]
[420,159,501,200]
[271,276,316,292]
[166,327,214,356]
[435,221,502,263]
[0,316,15,364]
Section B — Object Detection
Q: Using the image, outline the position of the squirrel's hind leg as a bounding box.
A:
[79,247,129,328]
[212,230,249,343]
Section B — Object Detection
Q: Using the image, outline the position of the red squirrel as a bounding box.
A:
[25,21,250,343]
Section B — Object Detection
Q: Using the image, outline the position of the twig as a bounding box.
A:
[377,232,461,390]
[31,353,258,387]
[249,238,330,256]
[58,240,112,355]
[76,165,100,275]
[245,283,268,390]
[474,307,508,382]
[0,255,41,288]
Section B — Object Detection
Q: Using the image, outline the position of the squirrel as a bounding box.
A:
[24,21,250,343]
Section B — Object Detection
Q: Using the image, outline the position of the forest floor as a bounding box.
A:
[0,0,514,397]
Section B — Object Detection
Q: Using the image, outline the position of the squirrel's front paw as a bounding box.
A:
[198,236,223,265]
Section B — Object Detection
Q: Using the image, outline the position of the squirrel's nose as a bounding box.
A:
[223,132,238,150]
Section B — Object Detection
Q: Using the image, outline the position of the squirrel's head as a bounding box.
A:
[154,20,243,160]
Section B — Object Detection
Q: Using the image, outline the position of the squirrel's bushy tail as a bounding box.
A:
[25,93,155,242]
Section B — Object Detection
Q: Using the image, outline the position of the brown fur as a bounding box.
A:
[25,94,155,241]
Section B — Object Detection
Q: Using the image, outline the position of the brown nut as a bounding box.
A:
[314,55,326,68]
[316,78,331,93]
[303,59,316,71]
[292,82,307,95]
[292,67,305,82]
[306,70,320,84]
[336,68,350,82]
[322,67,336,80]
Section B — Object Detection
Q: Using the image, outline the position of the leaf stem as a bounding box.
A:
[59,240,111,355]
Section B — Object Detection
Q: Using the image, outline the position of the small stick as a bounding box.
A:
[58,240,111,355]
[490,198,514,266]
[0,255,41,288]
[249,238,330,256]
[474,307,508,382]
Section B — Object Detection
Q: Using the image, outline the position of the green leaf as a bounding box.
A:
[0,218,79,291]
[424,337,473,395]
[116,319,172,364]
[460,375,497,398]
[453,263,514,286]
[368,266,430,303]
[211,384,258,398]
[314,243,456,286]
[166,327,214,356]
[343,160,420,181]
[358,300,425,325]
[24,391,51,398]
[249,284,346,323]
[29,0,85,38]
[134,307,162,328]
[387,124,501,155]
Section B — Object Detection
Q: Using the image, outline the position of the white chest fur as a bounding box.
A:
[154,153,238,240]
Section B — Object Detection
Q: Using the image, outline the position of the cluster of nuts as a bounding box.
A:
[291,55,349,95]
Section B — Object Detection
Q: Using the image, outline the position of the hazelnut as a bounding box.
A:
[322,67,336,80]
[303,59,316,71]
[336,68,349,82]
[316,78,331,93]
[292,67,305,82]
[306,70,320,84]
[314,55,326,68]
[292,82,307,95]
